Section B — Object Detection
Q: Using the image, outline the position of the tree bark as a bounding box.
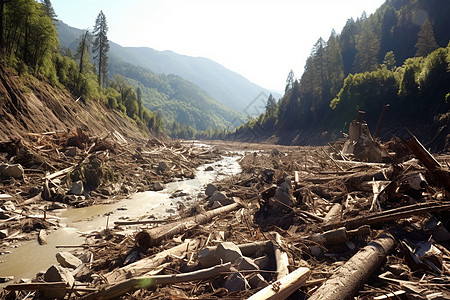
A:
[140,202,241,247]
[308,233,396,300]
[247,266,310,300]
[104,239,199,284]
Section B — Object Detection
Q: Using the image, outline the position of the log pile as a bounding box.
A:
[2,125,450,299]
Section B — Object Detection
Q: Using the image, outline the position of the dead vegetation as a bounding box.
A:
[2,116,450,300]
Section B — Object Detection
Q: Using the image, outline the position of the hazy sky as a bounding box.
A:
[51,0,386,92]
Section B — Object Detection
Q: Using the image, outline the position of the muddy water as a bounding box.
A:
[0,155,241,286]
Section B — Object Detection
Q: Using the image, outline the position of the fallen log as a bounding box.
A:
[323,201,450,231]
[81,262,232,300]
[247,266,310,300]
[308,233,396,300]
[404,128,450,193]
[323,203,342,224]
[104,239,199,284]
[140,202,241,247]
[5,282,97,293]
[271,232,289,280]
[114,219,169,226]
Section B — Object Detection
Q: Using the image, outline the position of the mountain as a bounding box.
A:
[56,21,279,113]
[109,61,240,132]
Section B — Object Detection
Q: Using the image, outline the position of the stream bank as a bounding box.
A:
[0,150,242,288]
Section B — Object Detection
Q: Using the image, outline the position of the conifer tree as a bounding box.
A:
[353,29,379,73]
[383,51,396,70]
[41,0,57,22]
[265,93,277,119]
[285,69,295,93]
[93,10,109,88]
[415,18,438,57]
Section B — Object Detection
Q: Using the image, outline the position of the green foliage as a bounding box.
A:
[415,18,438,57]
[383,51,396,70]
[235,0,450,143]
[353,29,380,73]
[2,0,59,78]
[109,61,240,134]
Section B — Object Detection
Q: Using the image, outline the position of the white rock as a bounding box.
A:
[56,252,83,269]
[216,242,243,264]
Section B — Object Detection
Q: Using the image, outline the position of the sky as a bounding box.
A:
[51,0,386,92]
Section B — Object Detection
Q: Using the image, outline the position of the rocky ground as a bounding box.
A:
[1,127,450,299]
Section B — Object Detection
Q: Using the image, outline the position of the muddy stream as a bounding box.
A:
[0,153,242,287]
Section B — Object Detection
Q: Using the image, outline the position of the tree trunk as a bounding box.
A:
[308,233,396,300]
[247,266,310,300]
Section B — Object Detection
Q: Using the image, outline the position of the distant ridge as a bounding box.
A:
[56,21,280,113]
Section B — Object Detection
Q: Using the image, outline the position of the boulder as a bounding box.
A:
[68,180,84,195]
[273,176,295,207]
[152,182,165,191]
[248,273,269,289]
[198,247,220,267]
[56,252,83,269]
[209,192,233,206]
[0,163,24,179]
[216,242,243,264]
[43,265,74,299]
[235,256,259,271]
[224,272,249,292]
[205,183,217,197]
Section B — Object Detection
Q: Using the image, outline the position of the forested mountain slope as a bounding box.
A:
[234,0,450,150]
[57,21,276,113]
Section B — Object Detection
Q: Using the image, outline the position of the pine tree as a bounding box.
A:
[415,18,438,57]
[93,10,110,88]
[285,69,295,93]
[383,51,396,70]
[41,0,57,22]
[353,28,380,73]
[265,93,277,119]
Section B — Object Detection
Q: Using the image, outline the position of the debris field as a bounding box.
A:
[1,120,450,300]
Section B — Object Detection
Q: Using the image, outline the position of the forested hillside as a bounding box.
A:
[235,0,450,150]
[109,62,240,134]
[56,21,278,114]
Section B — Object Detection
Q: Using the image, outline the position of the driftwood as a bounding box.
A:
[114,219,168,226]
[404,128,450,193]
[139,202,241,247]
[5,282,97,293]
[81,263,232,300]
[308,233,396,300]
[323,203,342,224]
[105,239,199,284]
[247,267,310,300]
[38,229,47,245]
[271,232,289,280]
[323,201,450,231]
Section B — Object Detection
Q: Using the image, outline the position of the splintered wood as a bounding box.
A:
[3,137,450,300]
